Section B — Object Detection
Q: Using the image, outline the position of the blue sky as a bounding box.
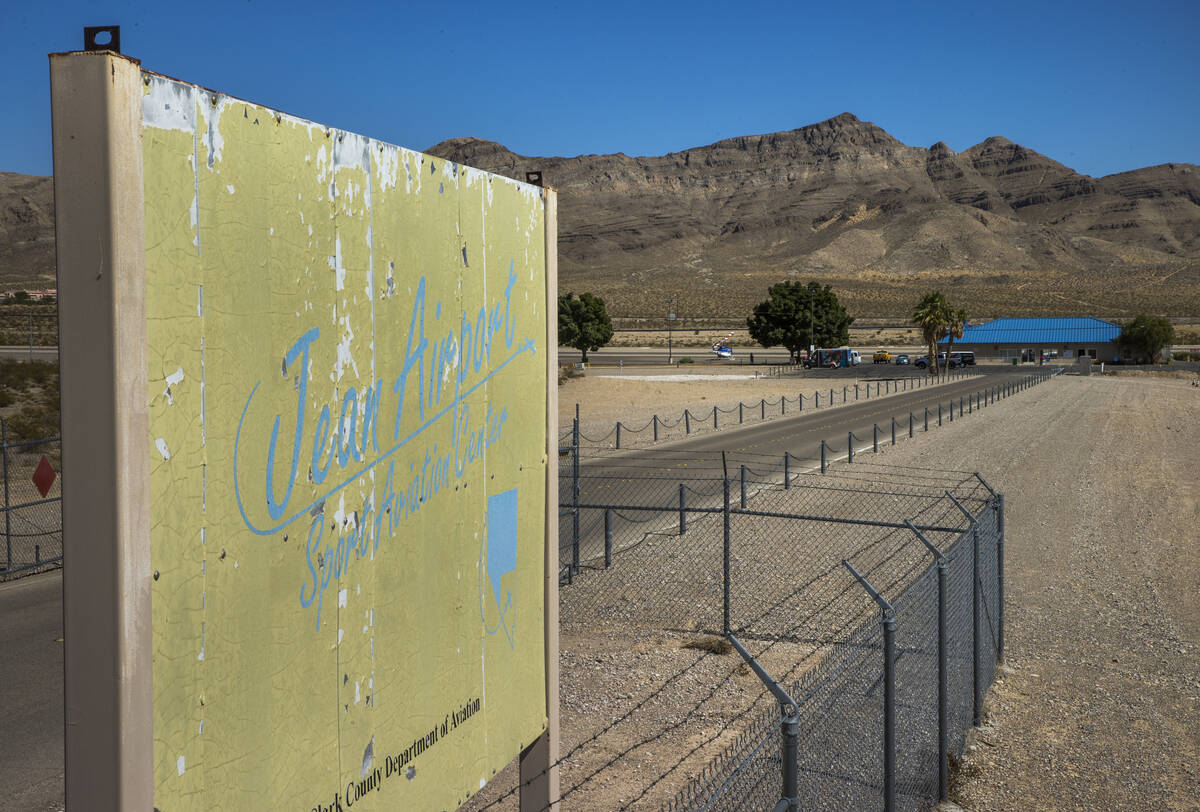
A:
[5,0,1198,178]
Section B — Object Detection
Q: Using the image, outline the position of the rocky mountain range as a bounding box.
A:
[4,114,1197,319]
[0,172,55,291]
[428,114,1199,319]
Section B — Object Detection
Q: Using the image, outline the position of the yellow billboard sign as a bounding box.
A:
[141,72,549,810]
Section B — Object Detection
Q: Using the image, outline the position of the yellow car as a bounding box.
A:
[873,350,891,364]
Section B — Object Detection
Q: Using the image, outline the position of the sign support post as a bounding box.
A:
[51,49,154,812]
[520,189,560,810]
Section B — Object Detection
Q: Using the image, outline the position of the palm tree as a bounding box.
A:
[911,291,951,379]
[945,307,968,374]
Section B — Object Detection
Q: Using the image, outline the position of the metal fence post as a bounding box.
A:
[905,522,949,804]
[727,636,800,811]
[820,440,827,474]
[938,548,948,800]
[884,611,896,812]
[679,483,687,535]
[873,423,878,453]
[739,402,744,424]
[843,561,896,812]
[2,418,8,572]
[713,406,718,430]
[685,409,691,435]
[761,399,766,420]
[843,385,847,403]
[848,432,854,464]
[798,393,803,412]
[924,407,929,432]
[616,421,622,449]
[938,402,943,426]
[972,521,982,725]
[781,706,799,811]
[830,387,834,404]
[603,509,612,569]
[781,396,786,416]
[571,417,580,580]
[783,453,790,490]
[855,383,859,400]
[997,492,1006,663]
[909,412,914,439]
[723,479,731,635]
[945,489,983,728]
[653,414,659,442]
[816,391,820,408]
[740,465,747,509]
[891,416,896,446]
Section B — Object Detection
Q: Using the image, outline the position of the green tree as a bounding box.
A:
[558,292,613,363]
[911,291,953,378]
[746,281,853,362]
[1117,314,1174,363]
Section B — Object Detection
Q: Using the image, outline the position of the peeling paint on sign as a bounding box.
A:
[144,70,547,811]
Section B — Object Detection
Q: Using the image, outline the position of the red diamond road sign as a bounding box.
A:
[33,455,56,498]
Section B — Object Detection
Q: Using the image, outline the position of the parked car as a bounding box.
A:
[915,353,962,369]
[895,354,910,365]
[950,351,976,366]
[873,349,891,364]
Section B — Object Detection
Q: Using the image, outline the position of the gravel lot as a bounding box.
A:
[471,367,1199,810]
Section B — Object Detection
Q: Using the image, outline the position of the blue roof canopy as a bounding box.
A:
[938,317,1120,345]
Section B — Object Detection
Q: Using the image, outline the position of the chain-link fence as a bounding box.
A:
[650,474,1003,812]
[0,431,63,581]
[460,446,1006,811]
[0,311,58,350]
[476,359,1045,812]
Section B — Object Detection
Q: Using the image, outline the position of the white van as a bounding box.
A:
[848,350,862,366]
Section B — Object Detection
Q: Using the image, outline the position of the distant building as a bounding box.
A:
[938,317,1121,362]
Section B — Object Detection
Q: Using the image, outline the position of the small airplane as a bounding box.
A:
[710,334,734,359]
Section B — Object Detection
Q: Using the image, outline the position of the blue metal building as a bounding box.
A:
[938,317,1121,362]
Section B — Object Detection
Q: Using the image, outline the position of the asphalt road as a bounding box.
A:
[0,346,58,362]
[0,570,64,812]
[565,365,1053,567]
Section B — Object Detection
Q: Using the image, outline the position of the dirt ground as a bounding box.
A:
[471,367,1199,810]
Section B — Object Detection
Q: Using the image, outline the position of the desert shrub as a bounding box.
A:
[678,356,694,364]
[558,363,585,385]
[0,360,56,390]
[682,636,732,655]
